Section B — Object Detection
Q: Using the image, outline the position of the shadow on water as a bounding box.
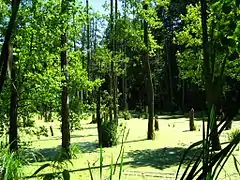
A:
[34,134,97,142]
[28,141,99,162]
[159,115,185,120]
[124,138,147,144]
[126,146,201,170]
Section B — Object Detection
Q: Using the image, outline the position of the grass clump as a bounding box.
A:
[0,145,28,180]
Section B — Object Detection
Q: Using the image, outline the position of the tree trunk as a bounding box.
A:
[123,65,128,111]
[182,79,185,112]
[113,0,118,124]
[108,0,114,122]
[200,0,221,151]
[0,0,21,93]
[61,0,70,159]
[81,26,86,105]
[143,2,154,140]
[9,52,18,152]
[123,0,128,111]
[96,86,102,147]
[86,0,91,104]
[154,116,159,131]
[166,42,174,110]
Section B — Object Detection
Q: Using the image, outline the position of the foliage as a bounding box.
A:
[0,145,32,180]
[101,120,118,148]
[120,110,132,120]
[176,105,240,179]
[88,126,129,180]
[175,0,240,88]
[30,145,80,180]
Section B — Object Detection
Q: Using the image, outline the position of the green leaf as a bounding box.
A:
[233,155,240,176]
[119,148,125,180]
[175,140,202,179]
[62,169,70,180]
[100,144,103,180]
[87,161,94,180]
[110,155,113,180]
[31,163,51,177]
[209,105,215,131]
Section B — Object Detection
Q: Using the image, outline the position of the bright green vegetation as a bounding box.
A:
[1,0,240,179]
[14,117,240,179]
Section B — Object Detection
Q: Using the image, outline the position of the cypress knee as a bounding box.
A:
[189,108,196,131]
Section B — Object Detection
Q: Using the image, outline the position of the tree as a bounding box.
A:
[9,45,18,151]
[0,0,21,93]
[142,1,154,140]
[60,0,70,159]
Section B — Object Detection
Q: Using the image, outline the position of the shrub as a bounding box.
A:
[123,111,131,120]
[141,112,148,119]
[101,120,118,147]
[22,118,35,127]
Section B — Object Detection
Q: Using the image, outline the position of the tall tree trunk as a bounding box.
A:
[0,0,21,93]
[113,0,118,123]
[96,86,102,147]
[9,48,18,152]
[122,0,128,111]
[86,0,91,104]
[182,79,185,112]
[143,1,154,140]
[109,0,114,122]
[123,65,128,111]
[61,0,71,159]
[81,27,86,105]
[166,42,173,110]
[200,0,221,151]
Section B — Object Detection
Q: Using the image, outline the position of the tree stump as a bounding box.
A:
[90,114,97,124]
[50,125,54,136]
[189,108,196,131]
[154,116,159,131]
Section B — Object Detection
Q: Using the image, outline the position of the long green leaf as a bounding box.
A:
[214,144,238,180]
[110,155,113,180]
[185,151,202,180]
[233,155,240,176]
[175,140,203,179]
[31,163,51,177]
[179,153,195,179]
[196,142,235,179]
[119,148,125,180]
[100,144,103,180]
[209,104,215,132]
[87,161,94,180]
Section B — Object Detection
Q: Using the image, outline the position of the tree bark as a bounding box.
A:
[96,86,102,147]
[143,1,154,140]
[9,50,18,152]
[181,79,185,112]
[0,0,21,93]
[166,42,174,110]
[122,0,128,111]
[61,0,71,159]
[113,0,118,123]
[108,0,114,122]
